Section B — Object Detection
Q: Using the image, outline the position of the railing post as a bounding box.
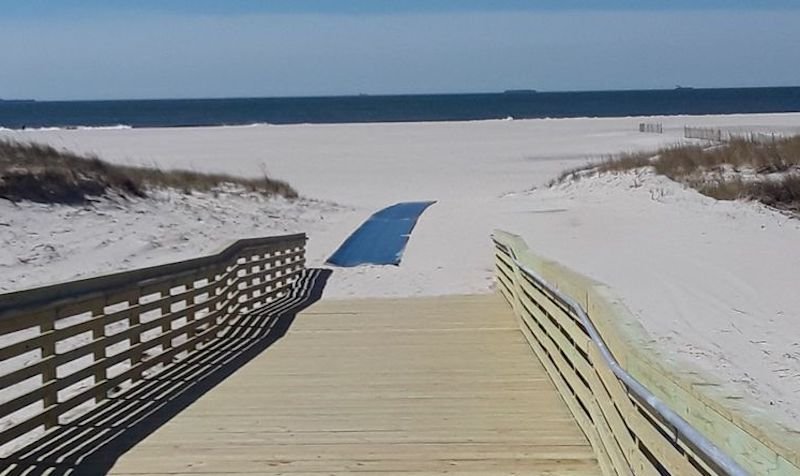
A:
[160,287,172,357]
[186,276,199,346]
[214,267,226,334]
[41,310,58,429]
[130,290,143,383]
[91,303,106,403]
[273,250,285,300]
[508,250,524,320]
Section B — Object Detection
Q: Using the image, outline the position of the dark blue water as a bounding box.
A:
[1,87,799,129]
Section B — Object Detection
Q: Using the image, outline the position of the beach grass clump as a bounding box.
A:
[697,175,800,212]
[653,138,800,178]
[556,135,800,213]
[597,151,653,173]
[0,139,297,204]
[748,175,800,211]
[548,151,654,186]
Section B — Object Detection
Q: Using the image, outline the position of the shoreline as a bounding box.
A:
[4,110,800,133]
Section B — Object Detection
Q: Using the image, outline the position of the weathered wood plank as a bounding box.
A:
[108,294,600,475]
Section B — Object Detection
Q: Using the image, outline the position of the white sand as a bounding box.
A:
[0,190,352,293]
[2,113,800,431]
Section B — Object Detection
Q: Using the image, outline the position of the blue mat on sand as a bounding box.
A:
[327,201,436,267]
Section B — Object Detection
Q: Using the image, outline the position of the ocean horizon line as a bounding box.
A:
[2,87,800,130]
[3,84,800,104]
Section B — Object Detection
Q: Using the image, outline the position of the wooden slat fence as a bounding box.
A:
[0,233,306,454]
[685,126,728,142]
[493,230,752,476]
[639,123,663,134]
[684,127,781,144]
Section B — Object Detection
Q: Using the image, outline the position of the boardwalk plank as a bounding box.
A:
[109,294,600,475]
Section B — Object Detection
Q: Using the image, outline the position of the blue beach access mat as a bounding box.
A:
[327,201,436,267]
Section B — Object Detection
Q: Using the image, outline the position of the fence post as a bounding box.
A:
[129,290,143,382]
[91,303,106,403]
[510,254,524,321]
[41,310,58,429]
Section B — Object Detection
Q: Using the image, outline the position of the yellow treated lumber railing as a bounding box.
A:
[0,233,306,452]
[493,230,800,476]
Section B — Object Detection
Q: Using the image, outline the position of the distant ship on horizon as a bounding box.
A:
[502,89,538,95]
[0,98,36,103]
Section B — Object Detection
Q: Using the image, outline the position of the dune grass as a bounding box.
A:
[0,139,297,204]
[554,136,800,213]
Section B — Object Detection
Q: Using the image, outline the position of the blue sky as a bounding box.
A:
[4,1,800,16]
[1,1,799,100]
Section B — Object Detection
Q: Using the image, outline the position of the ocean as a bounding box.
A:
[1,87,799,130]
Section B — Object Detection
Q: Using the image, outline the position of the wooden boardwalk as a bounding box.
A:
[109,294,599,475]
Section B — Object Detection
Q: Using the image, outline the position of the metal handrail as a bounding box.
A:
[494,238,749,476]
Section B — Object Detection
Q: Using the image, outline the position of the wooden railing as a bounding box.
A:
[492,230,800,476]
[0,233,306,453]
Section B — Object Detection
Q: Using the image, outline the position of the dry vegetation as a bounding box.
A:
[0,140,297,204]
[556,136,800,213]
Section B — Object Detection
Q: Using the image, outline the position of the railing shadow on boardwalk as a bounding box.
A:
[0,268,332,476]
